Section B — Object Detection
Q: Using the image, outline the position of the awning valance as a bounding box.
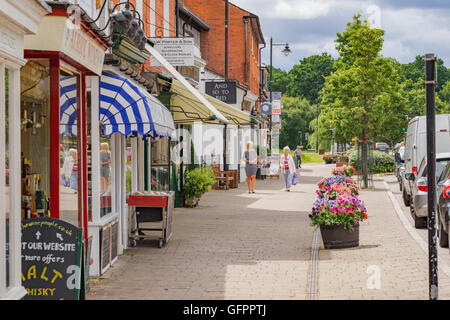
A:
[100,72,176,139]
[169,79,252,126]
[60,76,78,137]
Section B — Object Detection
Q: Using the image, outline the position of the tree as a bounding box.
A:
[268,67,289,94]
[400,55,450,92]
[279,96,315,150]
[287,53,335,103]
[320,14,406,187]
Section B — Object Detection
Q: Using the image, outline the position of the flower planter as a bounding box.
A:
[185,196,200,208]
[320,223,359,249]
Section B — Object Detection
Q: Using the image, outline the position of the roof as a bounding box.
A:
[179,1,210,31]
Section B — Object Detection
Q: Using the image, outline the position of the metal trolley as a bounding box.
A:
[128,191,174,248]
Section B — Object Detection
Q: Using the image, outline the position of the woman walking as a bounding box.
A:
[100,142,111,194]
[244,141,258,194]
[280,146,296,192]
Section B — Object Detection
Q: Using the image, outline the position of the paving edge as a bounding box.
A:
[307,227,320,300]
[382,179,450,281]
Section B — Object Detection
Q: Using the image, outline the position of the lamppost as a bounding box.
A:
[269,37,291,150]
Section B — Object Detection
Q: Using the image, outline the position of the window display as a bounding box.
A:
[20,60,51,219]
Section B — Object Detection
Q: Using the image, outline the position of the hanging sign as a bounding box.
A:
[205,81,237,104]
[150,37,195,66]
[21,218,84,300]
[272,100,282,115]
[269,92,282,101]
[260,103,272,115]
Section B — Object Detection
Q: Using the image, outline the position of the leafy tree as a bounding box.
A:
[319,14,406,187]
[287,53,335,103]
[400,55,450,92]
[268,67,289,95]
[279,96,315,150]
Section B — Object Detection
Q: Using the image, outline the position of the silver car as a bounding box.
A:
[405,153,450,228]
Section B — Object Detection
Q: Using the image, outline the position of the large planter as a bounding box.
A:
[320,223,359,249]
[185,196,200,208]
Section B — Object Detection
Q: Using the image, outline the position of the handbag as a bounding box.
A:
[292,173,298,186]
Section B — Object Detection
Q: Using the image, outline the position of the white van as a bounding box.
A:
[402,114,450,209]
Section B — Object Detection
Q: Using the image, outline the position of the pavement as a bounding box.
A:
[86,163,450,300]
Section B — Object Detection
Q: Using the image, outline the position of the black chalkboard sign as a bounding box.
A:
[205,81,237,104]
[21,218,83,300]
[110,222,118,262]
[100,225,111,272]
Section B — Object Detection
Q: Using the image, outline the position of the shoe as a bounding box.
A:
[252,191,255,194]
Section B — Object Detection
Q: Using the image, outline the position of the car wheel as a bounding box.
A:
[439,219,449,248]
[411,200,427,228]
[399,180,403,192]
[403,187,410,207]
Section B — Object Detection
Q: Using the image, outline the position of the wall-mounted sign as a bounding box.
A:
[21,218,84,300]
[260,103,272,115]
[272,100,282,115]
[205,81,237,104]
[150,37,194,67]
[270,92,282,101]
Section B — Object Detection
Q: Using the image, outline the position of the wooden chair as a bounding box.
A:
[211,164,234,190]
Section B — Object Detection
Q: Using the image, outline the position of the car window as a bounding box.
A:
[421,159,450,178]
[438,162,450,183]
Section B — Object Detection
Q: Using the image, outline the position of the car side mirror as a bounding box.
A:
[405,173,415,181]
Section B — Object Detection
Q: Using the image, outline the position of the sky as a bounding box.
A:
[231,0,450,71]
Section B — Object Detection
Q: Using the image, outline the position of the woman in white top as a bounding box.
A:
[280,146,297,192]
[244,141,258,193]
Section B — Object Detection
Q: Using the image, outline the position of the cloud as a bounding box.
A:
[272,0,334,19]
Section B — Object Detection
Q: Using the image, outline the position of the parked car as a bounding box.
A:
[376,142,389,153]
[405,153,450,228]
[395,146,405,190]
[437,162,450,248]
[402,114,450,207]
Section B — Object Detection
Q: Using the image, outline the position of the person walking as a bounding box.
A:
[100,142,111,194]
[61,148,78,192]
[294,145,303,168]
[280,146,296,192]
[244,141,258,194]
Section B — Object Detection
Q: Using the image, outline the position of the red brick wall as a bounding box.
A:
[183,0,262,98]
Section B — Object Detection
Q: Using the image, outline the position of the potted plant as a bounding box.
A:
[309,196,368,249]
[316,175,359,199]
[183,166,217,207]
[332,165,356,177]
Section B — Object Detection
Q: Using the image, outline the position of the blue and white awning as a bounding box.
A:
[60,76,78,137]
[100,72,176,139]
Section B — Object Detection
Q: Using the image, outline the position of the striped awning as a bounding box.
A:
[100,72,176,139]
[60,76,78,137]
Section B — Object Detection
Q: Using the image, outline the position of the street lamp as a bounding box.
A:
[269,37,291,150]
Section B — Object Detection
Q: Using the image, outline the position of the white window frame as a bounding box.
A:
[0,61,27,300]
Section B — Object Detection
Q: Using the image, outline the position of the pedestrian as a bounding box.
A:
[244,141,258,194]
[294,145,303,168]
[280,146,297,192]
[61,148,78,192]
[100,142,111,194]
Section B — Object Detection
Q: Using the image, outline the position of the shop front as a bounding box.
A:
[22,8,107,263]
[0,0,50,300]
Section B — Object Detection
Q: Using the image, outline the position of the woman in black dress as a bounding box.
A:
[244,141,258,194]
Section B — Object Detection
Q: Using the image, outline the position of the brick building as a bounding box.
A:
[182,0,265,113]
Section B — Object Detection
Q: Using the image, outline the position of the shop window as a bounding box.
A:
[20,60,51,219]
[151,137,169,191]
[59,69,80,226]
[100,135,112,217]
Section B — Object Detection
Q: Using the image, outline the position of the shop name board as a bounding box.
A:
[272,100,282,114]
[150,37,194,67]
[62,19,105,75]
[0,26,21,58]
[21,218,83,300]
[205,81,237,104]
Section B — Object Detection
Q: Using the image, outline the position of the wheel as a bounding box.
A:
[129,239,137,247]
[403,187,411,207]
[399,180,403,192]
[439,220,449,248]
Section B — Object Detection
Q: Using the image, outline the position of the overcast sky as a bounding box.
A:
[231,0,450,71]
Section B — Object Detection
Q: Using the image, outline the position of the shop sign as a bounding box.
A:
[62,19,105,75]
[260,103,272,115]
[150,37,194,67]
[21,218,84,300]
[205,81,237,104]
[0,25,22,59]
[269,92,282,101]
[272,100,281,115]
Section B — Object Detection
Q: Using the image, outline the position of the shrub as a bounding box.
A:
[345,149,395,173]
[183,166,216,200]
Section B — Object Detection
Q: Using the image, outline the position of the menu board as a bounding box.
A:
[100,225,111,272]
[21,218,83,300]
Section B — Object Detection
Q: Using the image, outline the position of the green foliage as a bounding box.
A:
[345,149,395,173]
[269,67,290,93]
[400,55,450,92]
[183,166,216,200]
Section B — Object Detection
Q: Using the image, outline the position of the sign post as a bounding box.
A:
[425,53,438,300]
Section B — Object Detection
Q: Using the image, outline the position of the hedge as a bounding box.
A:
[345,149,395,173]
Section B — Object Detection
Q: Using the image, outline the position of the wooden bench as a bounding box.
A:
[211,164,235,190]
